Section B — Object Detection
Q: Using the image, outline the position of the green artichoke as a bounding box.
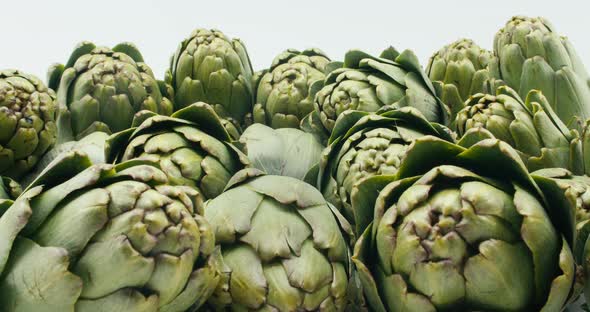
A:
[352,136,578,311]
[318,107,454,234]
[238,123,324,181]
[303,47,449,143]
[0,69,57,179]
[490,16,590,130]
[456,85,586,175]
[0,151,219,311]
[426,39,493,125]
[253,48,330,129]
[106,102,249,206]
[203,168,353,311]
[166,28,254,136]
[48,42,173,142]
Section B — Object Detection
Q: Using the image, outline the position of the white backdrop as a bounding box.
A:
[3,0,588,81]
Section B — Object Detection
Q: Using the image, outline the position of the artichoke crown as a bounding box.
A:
[426,39,493,122]
[491,16,590,130]
[457,85,585,174]
[352,137,578,311]
[106,102,250,204]
[311,47,448,138]
[253,48,330,128]
[166,28,253,133]
[50,42,173,142]
[0,69,57,179]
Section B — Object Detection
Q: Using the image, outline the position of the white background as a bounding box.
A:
[2,0,587,82]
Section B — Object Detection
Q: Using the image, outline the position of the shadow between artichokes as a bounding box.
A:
[106,102,249,208]
[318,107,454,236]
[0,151,220,311]
[352,136,579,311]
[49,42,173,143]
[0,69,57,180]
[202,168,357,311]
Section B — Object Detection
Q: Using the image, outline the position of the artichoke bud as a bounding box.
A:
[353,137,578,311]
[0,69,57,179]
[492,16,590,131]
[203,168,352,311]
[253,48,331,129]
[457,84,585,174]
[52,42,173,143]
[0,152,219,311]
[426,39,493,124]
[166,29,254,137]
[106,102,250,206]
[311,48,448,139]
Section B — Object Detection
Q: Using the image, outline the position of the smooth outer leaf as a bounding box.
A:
[239,124,324,181]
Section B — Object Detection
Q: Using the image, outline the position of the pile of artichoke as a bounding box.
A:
[2,16,590,311]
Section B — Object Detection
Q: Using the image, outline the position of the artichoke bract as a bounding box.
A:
[49,42,173,142]
[531,168,590,262]
[0,176,21,216]
[0,69,57,179]
[238,123,324,181]
[166,28,253,136]
[490,16,590,130]
[106,102,249,206]
[253,48,330,129]
[426,39,493,125]
[303,47,449,143]
[20,131,109,188]
[0,151,219,311]
[203,168,352,311]
[457,85,586,175]
[318,107,454,234]
[352,137,578,311]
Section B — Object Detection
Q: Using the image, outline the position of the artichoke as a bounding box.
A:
[203,168,353,311]
[166,28,253,136]
[352,136,578,311]
[490,16,590,130]
[0,69,57,179]
[0,151,219,311]
[106,102,249,206]
[303,47,449,143]
[318,107,454,234]
[456,85,586,175]
[238,123,324,181]
[48,42,173,142]
[253,48,330,129]
[426,39,493,125]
